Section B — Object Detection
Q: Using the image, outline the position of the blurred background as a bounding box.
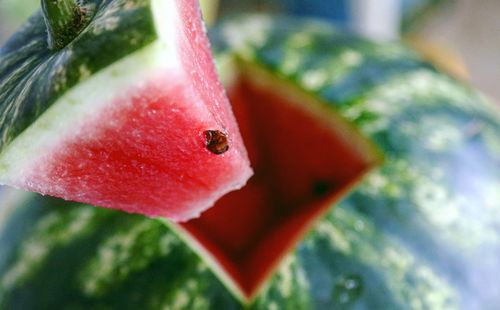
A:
[0,0,499,100]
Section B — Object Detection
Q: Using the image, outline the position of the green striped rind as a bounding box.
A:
[0,192,455,309]
[1,15,500,309]
[0,193,225,309]
[214,15,500,307]
[0,0,156,151]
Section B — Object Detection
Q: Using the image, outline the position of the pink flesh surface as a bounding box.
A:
[26,71,250,221]
[180,78,378,299]
[9,0,377,299]
[19,0,251,222]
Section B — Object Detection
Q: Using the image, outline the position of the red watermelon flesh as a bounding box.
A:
[26,71,251,221]
[0,0,252,222]
[179,72,381,300]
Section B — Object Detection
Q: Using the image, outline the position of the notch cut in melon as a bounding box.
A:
[0,0,252,222]
[171,64,382,301]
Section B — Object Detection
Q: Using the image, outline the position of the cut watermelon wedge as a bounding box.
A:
[0,0,252,221]
[168,62,383,301]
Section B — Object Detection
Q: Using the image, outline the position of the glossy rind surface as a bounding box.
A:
[0,1,252,221]
[1,15,500,309]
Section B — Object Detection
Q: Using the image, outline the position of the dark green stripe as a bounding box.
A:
[0,0,157,151]
[1,14,500,309]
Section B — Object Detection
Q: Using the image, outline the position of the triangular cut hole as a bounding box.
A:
[177,68,381,301]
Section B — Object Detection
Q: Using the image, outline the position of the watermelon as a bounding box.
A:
[0,191,463,309]
[1,14,500,309]
[0,0,252,222]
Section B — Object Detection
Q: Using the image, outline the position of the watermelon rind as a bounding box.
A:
[0,0,252,221]
[0,0,157,149]
[0,14,499,309]
[0,41,175,186]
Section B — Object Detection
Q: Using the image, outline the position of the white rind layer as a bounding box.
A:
[0,0,184,185]
[0,40,180,186]
[152,0,182,53]
[164,220,248,303]
[0,1,252,222]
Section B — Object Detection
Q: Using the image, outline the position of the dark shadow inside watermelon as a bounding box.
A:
[180,73,380,300]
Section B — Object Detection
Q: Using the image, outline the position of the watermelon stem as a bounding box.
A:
[41,0,95,50]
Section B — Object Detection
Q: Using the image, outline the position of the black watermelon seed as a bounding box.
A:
[312,181,332,197]
[204,130,229,155]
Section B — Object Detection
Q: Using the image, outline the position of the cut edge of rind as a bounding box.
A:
[161,54,384,303]
[163,219,250,303]
[0,40,176,187]
[236,58,385,166]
